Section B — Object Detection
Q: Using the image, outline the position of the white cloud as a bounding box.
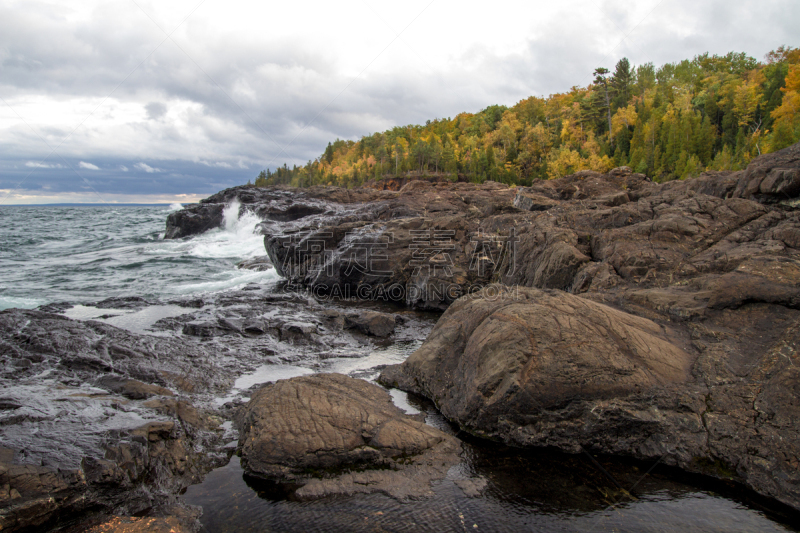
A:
[78,161,99,170]
[198,160,233,168]
[25,161,63,169]
[134,162,161,173]
[119,165,129,171]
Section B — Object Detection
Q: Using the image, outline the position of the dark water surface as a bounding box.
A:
[185,397,799,533]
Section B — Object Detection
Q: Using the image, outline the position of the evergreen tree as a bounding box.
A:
[612,58,634,109]
[593,67,614,147]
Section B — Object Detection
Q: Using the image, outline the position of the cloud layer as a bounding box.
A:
[1,0,798,202]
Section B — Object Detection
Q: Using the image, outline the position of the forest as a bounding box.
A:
[255,46,800,188]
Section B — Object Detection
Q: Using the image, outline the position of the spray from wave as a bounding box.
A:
[167,199,277,294]
[223,199,241,232]
[168,202,183,212]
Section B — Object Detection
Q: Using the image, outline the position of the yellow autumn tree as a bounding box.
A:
[546,146,583,179]
[611,104,638,136]
[770,63,800,151]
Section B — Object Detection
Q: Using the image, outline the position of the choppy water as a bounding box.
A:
[0,203,797,532]
[0,203,279,310]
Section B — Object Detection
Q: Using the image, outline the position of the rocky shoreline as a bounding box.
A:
[169,142,800,509]
[0,289,436,531]
[1,142,798,530]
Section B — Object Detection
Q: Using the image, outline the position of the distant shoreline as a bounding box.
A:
[0,203,174,207]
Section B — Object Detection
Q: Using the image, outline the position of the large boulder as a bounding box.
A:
[237,373,460,499]
[164,203,224,239]
[733,142,800,203]
[380,286,695,437]
[380,284,800,511]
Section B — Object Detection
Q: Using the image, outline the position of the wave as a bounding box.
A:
[184,201,265,260]
[0,295,46,311]
[0,203,278,307]
[146,200,266,261]
[172,268,280,295]
[168,202,183,211]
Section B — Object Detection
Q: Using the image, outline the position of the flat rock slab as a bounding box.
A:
[237,373,460,499]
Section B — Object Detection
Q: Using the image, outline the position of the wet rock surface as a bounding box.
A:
[0,307,226,532]
[0,286,436,531]
[237,373,460,500]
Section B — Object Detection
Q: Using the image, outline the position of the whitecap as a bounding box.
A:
[0,295,47,311]
[171,268,280,295]
[184,204,266,260]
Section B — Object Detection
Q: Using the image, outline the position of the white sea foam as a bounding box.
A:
[171,268,280,295]
[185,206,266,261]
[147,201,266,261]
[222,199,241,232]
[168,202,183,211]
[0,295,46,311]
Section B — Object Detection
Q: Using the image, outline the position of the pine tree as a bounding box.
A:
[593,68,614,148]
[612,58,634,109]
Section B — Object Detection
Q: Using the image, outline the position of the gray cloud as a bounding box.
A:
[145,102,167,120]
[0,0,798,201]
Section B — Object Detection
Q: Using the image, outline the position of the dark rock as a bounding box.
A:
[242,318,267,334]
[264,181,518,310]
[96,376,174,399]
[279,321,317,342]
[236,256,273,272]
[167,297,205,309]
[182,320,228,337]
[0,309,228,531]
[36,301,73,313]
[237,373,460,499]
[0,291,437,529]
[344,310,396,337]
[733,142,800,203]
[513,190,560,211]
[254,202,327,222]
[93,296,154,310]
[380,286,695,427]
[164,203,224,239]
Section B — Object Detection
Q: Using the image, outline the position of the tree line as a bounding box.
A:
[255,46,800,188]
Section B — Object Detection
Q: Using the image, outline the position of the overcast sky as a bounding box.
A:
[0,0,797,203]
